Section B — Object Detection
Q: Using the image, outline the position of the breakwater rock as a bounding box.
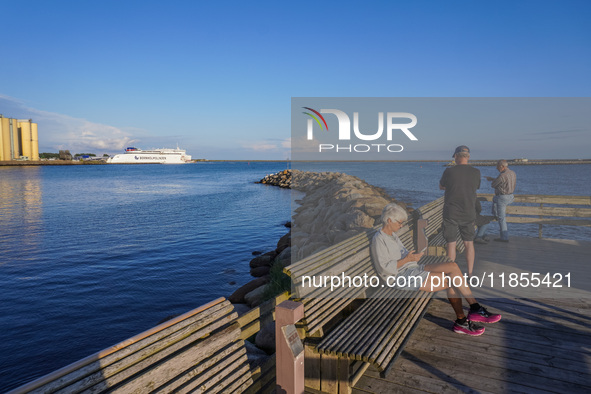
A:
[256,169,291,188]
[229,228,291,308]
[290,170,409,259]
[252,169,414,274]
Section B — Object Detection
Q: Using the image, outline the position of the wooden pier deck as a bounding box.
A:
[352,236,591,393]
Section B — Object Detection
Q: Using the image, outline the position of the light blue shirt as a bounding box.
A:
[370,229,418,279]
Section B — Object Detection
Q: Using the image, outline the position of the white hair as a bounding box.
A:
[380,203,408,225]
[497,159,508,167]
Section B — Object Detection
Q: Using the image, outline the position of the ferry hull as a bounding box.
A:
[107,148,192,164]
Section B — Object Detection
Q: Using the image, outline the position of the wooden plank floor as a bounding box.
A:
[353,237,591,393]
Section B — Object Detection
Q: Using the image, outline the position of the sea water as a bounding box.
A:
[0,162,589,390]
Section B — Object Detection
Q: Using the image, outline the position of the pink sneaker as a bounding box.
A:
[468,306,502,323]
[453,320,485,336]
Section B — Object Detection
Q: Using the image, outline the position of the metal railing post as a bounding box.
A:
[539,203,543,238]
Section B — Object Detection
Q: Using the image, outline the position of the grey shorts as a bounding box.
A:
[395,264,430,290]
[443,217,476,242]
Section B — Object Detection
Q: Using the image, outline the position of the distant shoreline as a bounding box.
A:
[199,159,591,164]
[0,160,86,166]
[2,159,591,166]
[449,159,591,166]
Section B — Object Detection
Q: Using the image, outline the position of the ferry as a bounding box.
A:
[107,147,192,164]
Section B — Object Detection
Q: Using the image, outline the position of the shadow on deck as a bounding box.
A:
[353,236,591,393]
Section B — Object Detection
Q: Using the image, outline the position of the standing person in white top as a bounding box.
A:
[370,203,501,335]
[485,160,517,242]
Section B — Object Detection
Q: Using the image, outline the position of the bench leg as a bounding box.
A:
[338,357,352,394]
[321,353,339,393]
[304,339,321,391]
[318,353,351,394]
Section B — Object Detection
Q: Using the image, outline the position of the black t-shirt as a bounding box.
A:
[439,165,481,222]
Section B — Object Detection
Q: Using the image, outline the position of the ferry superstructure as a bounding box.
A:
[107,147,192,164]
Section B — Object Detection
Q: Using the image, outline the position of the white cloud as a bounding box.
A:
[290,135,319,153]
[242,142,278,151]
[240,138,291,154]
[0,94,137,154]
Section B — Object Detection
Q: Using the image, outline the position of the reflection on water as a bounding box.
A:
[0,167,43,264]
[111,180,186,195]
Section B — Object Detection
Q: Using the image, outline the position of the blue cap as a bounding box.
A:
[453,145,470,157]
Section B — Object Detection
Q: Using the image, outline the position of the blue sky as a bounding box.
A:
[1,0,590,159]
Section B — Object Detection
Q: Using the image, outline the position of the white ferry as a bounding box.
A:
[107,147,192,164]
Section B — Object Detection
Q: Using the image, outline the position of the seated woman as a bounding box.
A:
[370,203,501,336]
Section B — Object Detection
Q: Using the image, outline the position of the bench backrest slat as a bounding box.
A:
[417,196,444,238]
[152,340,247,393]
[105,324,245,393]
[286,229,376,276]
[299,257,373,303]
[56,304,236,393]
[291,236,374,283]
[13,298,251,394]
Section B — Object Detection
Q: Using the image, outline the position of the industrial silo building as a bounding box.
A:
[0,116,39,161]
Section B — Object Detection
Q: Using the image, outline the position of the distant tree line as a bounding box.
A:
[40,152,110,159]
[39,152,60,159]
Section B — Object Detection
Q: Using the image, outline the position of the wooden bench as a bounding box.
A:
[284,205,450,393]
[284,219,415,338]
[11,298,252,394]
[315,254,448,372]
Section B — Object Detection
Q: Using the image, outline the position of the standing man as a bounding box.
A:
[439,146,480,277]
[486,159,517,242]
